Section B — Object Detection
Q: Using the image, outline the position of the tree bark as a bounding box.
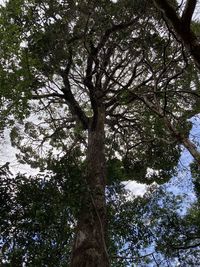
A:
[70,107,109,267]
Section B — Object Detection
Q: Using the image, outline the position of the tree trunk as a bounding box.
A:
[70,108,109,267]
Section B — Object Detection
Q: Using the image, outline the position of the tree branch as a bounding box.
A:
[83,41,98,120]
[31,93,65,100]
[173,242,200,250]
[96,17,139,52]
[153,0,200,69]
[181,0,197,29]
[61,77,89,130]
[60,51,89,130]
[140,95,200,165]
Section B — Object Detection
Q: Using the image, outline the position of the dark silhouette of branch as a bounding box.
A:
[153,0,200,70]
[181,0,197,29]
[60,51,89,130]
[31,93,65,99]
[173,242,200,250]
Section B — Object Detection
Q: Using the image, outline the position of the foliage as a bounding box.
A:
[0,170,74,266]
[0,0,199,184]
[1,161,200,266]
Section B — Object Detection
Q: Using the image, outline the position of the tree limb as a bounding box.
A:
[181,0,197,29]
[60,51,89,130]
[140,95,200,165]
[31,93,65,99]
[153,0,200,70]
[173,242,200,250]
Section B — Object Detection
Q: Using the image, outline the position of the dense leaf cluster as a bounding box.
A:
[1,161,200,266]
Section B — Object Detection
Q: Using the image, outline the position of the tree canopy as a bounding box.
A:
[1,0,199,176]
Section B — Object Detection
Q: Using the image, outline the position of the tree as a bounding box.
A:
[0,0,200,265]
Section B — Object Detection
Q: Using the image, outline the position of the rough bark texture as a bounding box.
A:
[70,107,109,267]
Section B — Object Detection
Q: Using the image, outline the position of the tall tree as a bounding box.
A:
[0,0,199,265]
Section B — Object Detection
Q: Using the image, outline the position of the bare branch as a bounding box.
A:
[31,93,65,100]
